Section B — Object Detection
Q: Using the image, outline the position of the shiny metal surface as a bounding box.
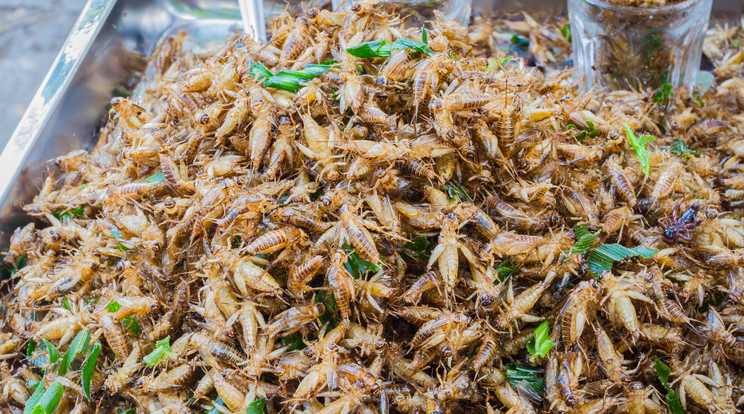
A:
[239,0,267,42]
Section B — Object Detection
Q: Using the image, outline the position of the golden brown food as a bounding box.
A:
[2,3,744,414]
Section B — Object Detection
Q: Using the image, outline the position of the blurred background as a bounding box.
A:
[0,0,740,149]
[0,0,85,147]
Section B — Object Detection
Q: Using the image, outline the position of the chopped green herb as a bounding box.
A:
[144,171,165,184]
[343,243,381,278]
[245,397,266,414]
[58,329,91,375]
[570,225,600,255]
[653,82,673,105]
[402,236,432,261]
[144,336,171,367]
[506,363,545,399]
[26,381,63,414]
[560,24,572,43]
[346,29,432,58]
[23,373,47,414]
[82,343,101,400]
[52,206,86,220]
[654,358,685,414]
[122,316,141,334]
[42,339,60,364]
[27,339,37,360]
[314,290,339,330]
[495,260,519,283]
[118,409,136,414]
[670,139,700,156]
[250,62,334,93]
[693,92,704,107]
[116,242,131,252]
[587,243,657,275]
[111,228,123,239]
[526,320,554,361]
[250,61,273,81]
[624,125,655,177]
[280,333,306,351]
[61,296,72,312]
[107,301,121,313]
[446,180,472,202]
[511,34,530,50]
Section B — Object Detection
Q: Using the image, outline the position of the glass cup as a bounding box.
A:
[331,0,472,28]
[568,0,712,91]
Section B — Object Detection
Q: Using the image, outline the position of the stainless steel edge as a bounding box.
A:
[0,0,117,220]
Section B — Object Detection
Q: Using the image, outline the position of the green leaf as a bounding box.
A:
[245,397,266,414]
[27,339,37,360]
[654,357,671,389]
[670,139,700,156]
[342,244,381,278]
[52,206,86,221]
[587,244,657,275]
[111,228,123,239]
[280,333,306,351]
[143,336,171,367]
[655,358,685,414]
[82,344,101,401]
[249,61,273,81]
[122,316,141,334]
[653,83,673,105]
[665,391,685,414]
[254,63,334,93]
[402,236,432,261]
[9,253,27,277]
[23,373,47,414]
[560,24,572,43]
[118,409,136,414]
[61,296,71,312]
[585,121,599,137]
[506,363,545,398]
[116,242,131,252]
[59,329,91,375]
[625,125,655,177]
[446,180,472,202]
[384,36,433,56]
[346,40,385,58]
[526,320,554,361]
[693,92,704,107]
[495,260,519,283]
[346,32,432,58]
[454,180,473,202]
[570,226,600,255]
[144,171,164,184]
[314,291,339,330]
[42,339,60,364]
[107,301,121,313]
[36,381,64,414]
[511,34,529,49]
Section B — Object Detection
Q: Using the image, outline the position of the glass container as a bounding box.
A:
[568,0,712,91]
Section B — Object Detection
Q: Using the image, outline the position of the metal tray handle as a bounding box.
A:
[0,0,118,207]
